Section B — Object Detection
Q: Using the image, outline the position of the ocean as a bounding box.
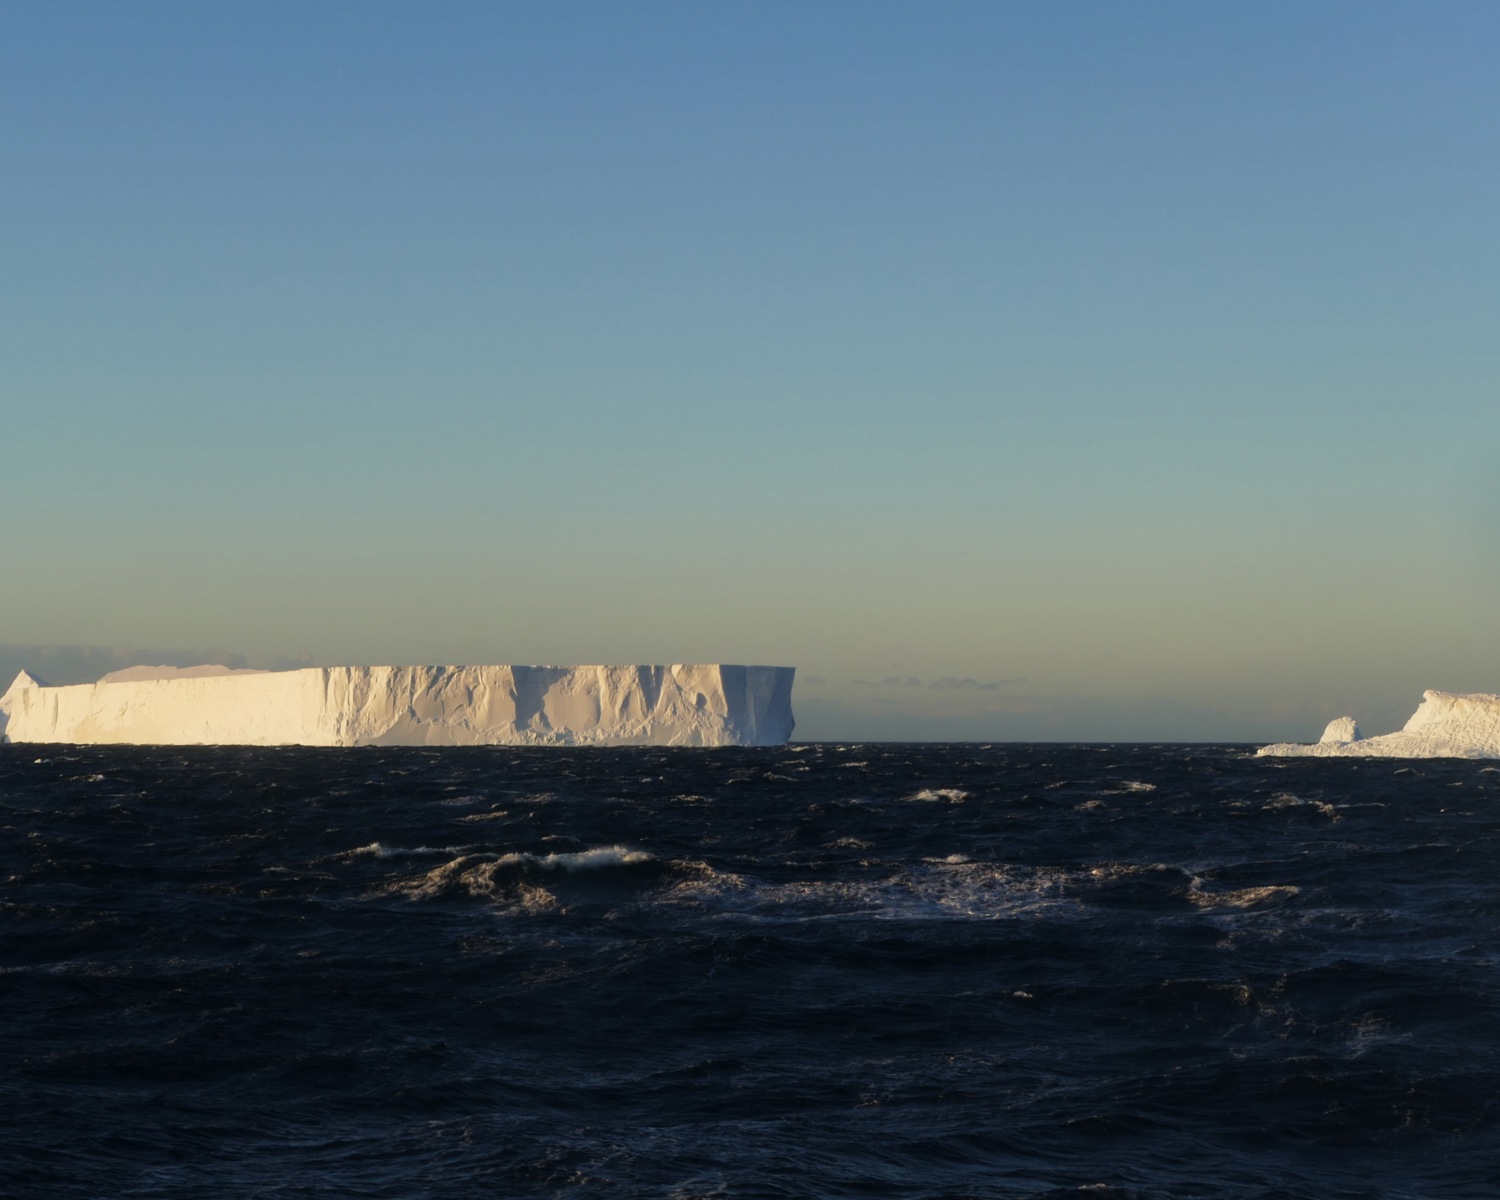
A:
[2,744,1497,1199]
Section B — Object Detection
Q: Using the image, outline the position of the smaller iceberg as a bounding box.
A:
[1318,716,1361,745]
[1257,691,1500,759]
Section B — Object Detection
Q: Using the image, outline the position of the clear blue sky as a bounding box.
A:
[4,2,1497,740]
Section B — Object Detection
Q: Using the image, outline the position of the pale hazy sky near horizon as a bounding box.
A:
[4,2,1498,741]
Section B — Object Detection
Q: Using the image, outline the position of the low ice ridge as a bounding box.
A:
[1258,690,1500,759]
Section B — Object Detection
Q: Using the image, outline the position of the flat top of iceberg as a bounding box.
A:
[98,664,272,684]
[5,663,794,690]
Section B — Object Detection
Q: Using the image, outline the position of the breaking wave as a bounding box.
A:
[495,845,654,871]
[907,787,969,802]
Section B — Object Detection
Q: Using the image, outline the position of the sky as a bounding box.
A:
[3,1,1498,741]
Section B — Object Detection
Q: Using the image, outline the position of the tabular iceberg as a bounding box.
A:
[0,664,796,748]
[1257,690,1500,759]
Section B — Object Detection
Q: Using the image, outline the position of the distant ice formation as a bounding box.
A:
[1318,716,1361,745]
[0,664,795,747]
[1257,691,1500,759]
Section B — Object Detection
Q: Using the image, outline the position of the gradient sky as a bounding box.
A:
[4,2,1498,740]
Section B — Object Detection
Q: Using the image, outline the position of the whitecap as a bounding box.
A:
[495,845,654,871]
[1187,879,1300,910]
[343,842,464,860]
[386,844,655,904]
[1265,792,1340,820]
[908,788,969,802]
[663,858,1073,924]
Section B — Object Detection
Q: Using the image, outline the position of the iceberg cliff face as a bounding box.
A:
[0,664,795,748]
[1257,690,1500,759]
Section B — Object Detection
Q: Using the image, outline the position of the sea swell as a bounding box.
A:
[2,743,1498,1198]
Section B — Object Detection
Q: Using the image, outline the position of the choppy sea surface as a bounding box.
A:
[3,744,1498,1199]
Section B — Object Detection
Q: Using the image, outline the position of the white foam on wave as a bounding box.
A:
[666,857,1305,926]
[345,842,464,860]
[907,788,969,802]
[373,845,1305,928]
[1265,792,1340,820]
[661,857,1076,924]
[382,844,656,905]
[390,856,548,905]
[1084,780,1158,797]
[495,846,655,871]
[1186,880,1301,910]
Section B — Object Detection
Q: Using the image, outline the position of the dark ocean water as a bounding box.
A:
[2,744,1498,1199]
